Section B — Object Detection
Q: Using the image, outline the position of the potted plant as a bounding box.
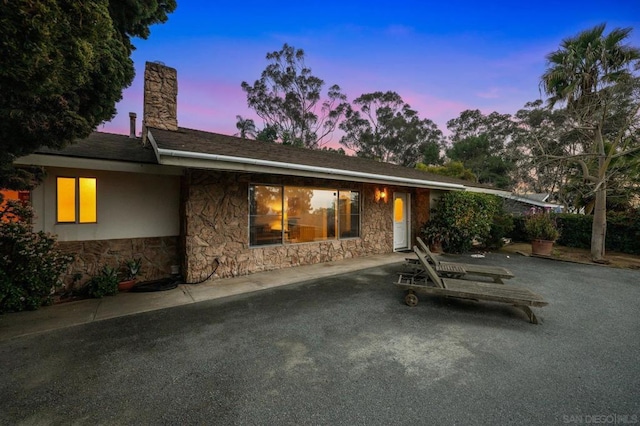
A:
[118,258,142,292]
[421,221,448,253]
[524,210,560,256]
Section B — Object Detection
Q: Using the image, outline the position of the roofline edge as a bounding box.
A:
[156,148,467,191]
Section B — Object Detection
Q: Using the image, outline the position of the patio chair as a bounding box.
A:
[404,237,514,283]
[396,246,547,324]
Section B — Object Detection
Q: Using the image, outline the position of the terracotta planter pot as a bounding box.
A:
[531,239,554,256]
[118,279,137,292]
[429,241,443,253]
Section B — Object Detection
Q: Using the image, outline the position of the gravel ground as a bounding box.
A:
[1,254,638,425]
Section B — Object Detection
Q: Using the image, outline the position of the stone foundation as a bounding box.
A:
[57,236,179,289]
[183,170,408,282]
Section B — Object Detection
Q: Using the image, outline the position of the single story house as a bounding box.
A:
[10,62,473,287]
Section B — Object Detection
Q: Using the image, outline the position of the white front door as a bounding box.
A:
[393,193,410,251]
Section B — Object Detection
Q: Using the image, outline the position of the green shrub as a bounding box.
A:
[606,210,640,254]
[510,210,640,255]
[0,200,73,313]
[85,266,119,298]
[422,191,500,253]
[555,214,592,248]
[483,209,515,249]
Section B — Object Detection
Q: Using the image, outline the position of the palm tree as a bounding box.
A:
[541,24,640,261]
[235,115,257,139]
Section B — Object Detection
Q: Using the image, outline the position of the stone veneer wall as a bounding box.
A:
[413,188,431,240]
[57,236,179,289]
[143,61,178,131]
[183,170,398,282]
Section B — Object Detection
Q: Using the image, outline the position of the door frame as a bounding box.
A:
[393,192,411,251]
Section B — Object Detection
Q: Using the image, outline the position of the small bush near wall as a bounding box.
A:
[0,201,73,313]
[422,191,500,253]
[509,211,640,255]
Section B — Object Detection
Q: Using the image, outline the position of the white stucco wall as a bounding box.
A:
[31,167,180,241]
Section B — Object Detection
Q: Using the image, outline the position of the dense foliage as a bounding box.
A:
[421,191,501,253]
[415,161,476,181]
[339,91,444,166]
[0,201,73,313]
[510,211,640,255]
[540,24,640,260]
[446,110,517,189]
[0,0,176,189]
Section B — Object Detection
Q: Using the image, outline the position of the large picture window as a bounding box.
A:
[249,185,360,246]
[56,177,97,223]
[249,185,283,246]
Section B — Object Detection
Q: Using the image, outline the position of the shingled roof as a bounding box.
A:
[149,127,469,189]
[36,132,157,164]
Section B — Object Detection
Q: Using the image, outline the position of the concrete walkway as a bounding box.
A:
[0,252,407,341]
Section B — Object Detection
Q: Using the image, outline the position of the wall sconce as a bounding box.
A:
[375,188,388,203]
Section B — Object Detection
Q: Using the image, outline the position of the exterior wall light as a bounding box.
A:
[375,188,389,203]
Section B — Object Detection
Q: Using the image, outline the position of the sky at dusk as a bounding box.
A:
[100,0,640,147]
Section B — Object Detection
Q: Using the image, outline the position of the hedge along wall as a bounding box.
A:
[509,212,640,255]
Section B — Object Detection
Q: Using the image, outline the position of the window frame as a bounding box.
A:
[248,183,361,247]
[56,176,98,224]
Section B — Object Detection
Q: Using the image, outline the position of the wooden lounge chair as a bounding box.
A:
[396,246,548,324]
[407,237,514,283]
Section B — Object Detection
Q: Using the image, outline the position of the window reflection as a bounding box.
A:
[249,185,283,246]
[339,191,360,238]
[249,185,360,246]
[285,188,336,243]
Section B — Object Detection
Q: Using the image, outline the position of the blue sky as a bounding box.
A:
[100,0,640,144]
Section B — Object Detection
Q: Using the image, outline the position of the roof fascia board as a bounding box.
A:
[157,148,466,190]
[15,154,183,176]
[146,130,161,162]
[466,186,561,208]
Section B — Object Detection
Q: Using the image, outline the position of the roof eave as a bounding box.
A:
[156,147,466,191]
[14,153,182,175]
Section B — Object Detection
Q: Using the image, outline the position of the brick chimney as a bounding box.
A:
[143,61,178,132]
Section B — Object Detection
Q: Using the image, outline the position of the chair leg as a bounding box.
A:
[517,305,539,324]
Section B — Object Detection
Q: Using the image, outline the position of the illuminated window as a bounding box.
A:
[57,177,97,223]
[249,185,360,246]
[339,191,360,239]
[394,198,404,222]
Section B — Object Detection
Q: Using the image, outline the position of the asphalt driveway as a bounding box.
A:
[1,254,638,425]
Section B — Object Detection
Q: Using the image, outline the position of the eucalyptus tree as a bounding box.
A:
[0,0,176,190]
[511,100,574,203]
[541,24,640,261]
[446,110,517,189]
[339,91,444,167]
[241,44,348,149]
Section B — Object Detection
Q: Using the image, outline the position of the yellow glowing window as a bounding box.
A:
[79,178,97,223]
[56,177,97,223]
[57,178,76,222]
[394,198,404,222]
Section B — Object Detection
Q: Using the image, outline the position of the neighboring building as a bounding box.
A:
[466,187,564,215]
[12,62,470,287]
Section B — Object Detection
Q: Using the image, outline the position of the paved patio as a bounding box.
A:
[1,252,638,424]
